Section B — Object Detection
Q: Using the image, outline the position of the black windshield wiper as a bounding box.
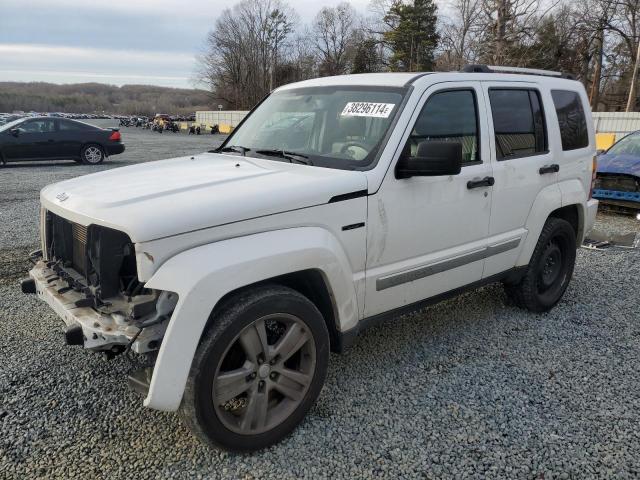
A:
[216,145,250,156]
[255,149,312,165]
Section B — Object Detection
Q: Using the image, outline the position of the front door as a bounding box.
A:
[14,118,58,159]
[364,82,493,318]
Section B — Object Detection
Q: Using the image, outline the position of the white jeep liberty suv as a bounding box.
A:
[23,65,598,451]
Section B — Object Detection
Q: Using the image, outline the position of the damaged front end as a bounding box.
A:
[24,210,177,356]
[593,173,640,213]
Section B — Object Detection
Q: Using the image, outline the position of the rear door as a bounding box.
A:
[481,82,559,277]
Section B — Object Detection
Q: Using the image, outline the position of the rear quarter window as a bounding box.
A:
[59,120,97,131]
[551,90,589,151]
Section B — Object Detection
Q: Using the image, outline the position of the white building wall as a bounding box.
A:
[195,111,248,127]
[592,112,640,134]
[195,111,640,134]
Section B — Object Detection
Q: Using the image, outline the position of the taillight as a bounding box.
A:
[109,130,121,141]
[589,155,598,199]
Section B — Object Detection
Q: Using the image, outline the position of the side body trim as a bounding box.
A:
[376,238,521,291]
[335,266,527,352]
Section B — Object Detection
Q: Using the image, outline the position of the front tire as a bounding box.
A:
[504,217,576,313]
[179,285,330,451]
[81,144,104,165]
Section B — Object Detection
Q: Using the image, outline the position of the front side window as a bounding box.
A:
[220,86,407,170]
[551,90,589,151]
[406,89,479,164]
[489,89,547,160]
[22,119,56,133]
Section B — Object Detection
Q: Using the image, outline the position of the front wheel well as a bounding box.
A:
[209,270,341,352]
[548,204,582,246]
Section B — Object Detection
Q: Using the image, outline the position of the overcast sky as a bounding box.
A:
[0,0,384,89]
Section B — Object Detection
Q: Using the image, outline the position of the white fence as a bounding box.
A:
[195,110,639,135]
[593,112,640,134]
[196,111,248,127]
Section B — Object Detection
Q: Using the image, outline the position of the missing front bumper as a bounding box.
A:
[28,261,168,353]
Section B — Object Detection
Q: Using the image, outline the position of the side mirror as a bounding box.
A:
[10,128,20,137]
[395,141,462,179]
[596,149,606,156]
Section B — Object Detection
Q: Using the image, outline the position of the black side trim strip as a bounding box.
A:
[334,267,527,353]
[342,222,365,231]
[328,189,368,203]
[376,238,521,291]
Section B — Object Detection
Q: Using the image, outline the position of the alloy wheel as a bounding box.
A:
[212,313,316,435]
[84,146,103,163]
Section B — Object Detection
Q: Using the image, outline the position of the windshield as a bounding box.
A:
[222,86,407,170]
[0,118,25,132]
[608,132,640,157]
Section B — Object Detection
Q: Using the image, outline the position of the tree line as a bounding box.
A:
[0,82,211,116]
[198,0,640,112]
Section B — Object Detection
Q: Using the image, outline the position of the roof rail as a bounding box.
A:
[461,64,575,80]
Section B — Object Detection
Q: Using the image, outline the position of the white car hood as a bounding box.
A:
[41,152,368,242]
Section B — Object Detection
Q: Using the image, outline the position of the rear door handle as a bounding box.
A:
[539,164,560,175]
[467,176,495,189]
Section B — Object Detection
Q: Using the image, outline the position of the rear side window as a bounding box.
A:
[408,89,479,164]
[59,120,94,131]
[551,90,589,151]
[489,89,547,160]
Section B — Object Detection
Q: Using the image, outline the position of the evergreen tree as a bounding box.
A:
[351,38,381,73]
[383,0,439,72]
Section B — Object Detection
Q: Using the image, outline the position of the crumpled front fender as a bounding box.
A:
[142,227,358,411]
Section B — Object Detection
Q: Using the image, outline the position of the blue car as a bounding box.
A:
[594,130,640,210]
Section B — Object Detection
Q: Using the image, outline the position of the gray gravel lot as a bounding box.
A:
[1,128,640,479]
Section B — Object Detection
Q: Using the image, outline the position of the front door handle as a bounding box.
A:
[467,176,495,189]
[539,164,560,175]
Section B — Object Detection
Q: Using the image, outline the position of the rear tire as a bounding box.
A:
[504,217,576,313]
[81,144,104,165]
[179,285,330,452]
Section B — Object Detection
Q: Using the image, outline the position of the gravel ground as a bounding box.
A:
[1,130,640,479]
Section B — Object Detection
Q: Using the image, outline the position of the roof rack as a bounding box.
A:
[461,64,575,80]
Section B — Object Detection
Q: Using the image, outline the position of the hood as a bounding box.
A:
[41,152,368,242]
[597,153,640,177]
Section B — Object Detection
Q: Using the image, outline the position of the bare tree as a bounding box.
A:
[193,0,640,111]
[438,0,483,69]
[197,0,297,109]
[477,0,555,65]
[313,2,357,76]
[602,0,640,110]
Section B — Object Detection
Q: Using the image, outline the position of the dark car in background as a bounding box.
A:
[594,130,640,212]
[0,117,124,165]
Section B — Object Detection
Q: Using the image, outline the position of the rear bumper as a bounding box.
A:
[585,199,599,239]
[105,143,125,156]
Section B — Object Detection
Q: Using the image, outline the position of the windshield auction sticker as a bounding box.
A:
[341,102,395,118]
